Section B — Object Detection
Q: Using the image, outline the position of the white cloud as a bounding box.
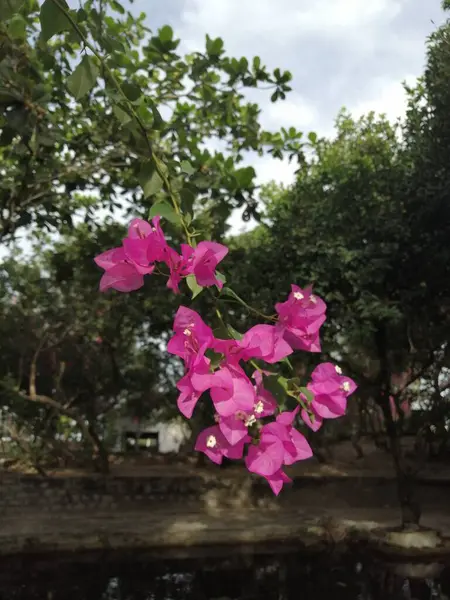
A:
[351,75,417,122]
[262,94,319,130]
[179,0,405,53]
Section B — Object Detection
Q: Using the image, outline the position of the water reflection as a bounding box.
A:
[0,550,449,600]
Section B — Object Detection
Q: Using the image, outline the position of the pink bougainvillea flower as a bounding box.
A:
[237,324,293,364]
[310,362,357,395]
[245,433,285,477]
[95,247,127,271]
[189,241,228,288]
[191,364,256,417]
[217,413,249,446]
[211,337,240,360]
[123,216,168,270]
[300,407,323,432]
[210,371,277,445]
[195,425,249,465]
[252,371,277,418]
[266,469,293,496]
[167,306,214,366]
[176,345,211,419]
[95,247,146,292]
[264,407,313,465]
[305,362,357,421]
[275,285,326,352]
[246,407,312,489]
[163,245,194,294]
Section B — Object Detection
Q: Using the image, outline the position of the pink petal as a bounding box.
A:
[245,439,284,477]
[195,425,225,465]
[312,394,347,419]
[223,436,250,460]
[128,218,152,239]
[284,428,313,464]
[94,247,126,270]
[195,241,228,263]
[301,408,323,432]
[219,415,248,446]
[123,238,153,269]
[99,263,144,292]
[276,406,300,427]
[176,376,200,419]
[266,469,292,496]
[311,362,340,382]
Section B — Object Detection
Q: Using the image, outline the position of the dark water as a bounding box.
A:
[0,548,449,600]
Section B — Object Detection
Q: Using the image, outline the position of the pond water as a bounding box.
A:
[0,549,449,600]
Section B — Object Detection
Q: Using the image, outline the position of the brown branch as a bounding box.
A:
[5,423,48,478]
[29,332,49,400]
[18,391,109,473]
[393,352,436,400]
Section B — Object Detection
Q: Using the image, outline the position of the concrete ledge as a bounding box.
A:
[1,508,450,560]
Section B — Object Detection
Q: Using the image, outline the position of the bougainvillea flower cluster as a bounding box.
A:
[95,218,357,494]
[94,217,228,294]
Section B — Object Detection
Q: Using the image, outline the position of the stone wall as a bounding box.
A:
[0,473,209,512]
[1,472,449,514]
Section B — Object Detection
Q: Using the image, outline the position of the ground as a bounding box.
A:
[2,437,450,558]
[19,436,447,480]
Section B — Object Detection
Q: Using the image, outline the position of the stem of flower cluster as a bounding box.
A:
[50,0,193,246]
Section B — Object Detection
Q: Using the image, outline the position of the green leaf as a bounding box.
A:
[181,160,196,176]
[76,8,87,22]
[298,387,314,404]
[122,82,141,102]
[149,201,181,225]
[206,35,224,57]
[8,14,27,39]
[277,376,290,391]
[180,188,195,216]
[186,274,203,299]
[102,35,125,54]
[159,25,173,43]
[40,0,71,41]
[112,105,132,125]
[216,271,226,285]
[67,56,99,100]
[307,131,317,144]
[139,163,164,198]
[227,325,243,340]
[149,102,165,130]
[221,287,249,310]
[205,348,223,370]
[110,0,125,14]
[234,166,256,188]
[31,84,51,102]
[1,0,24,20]
[264,376,287,405]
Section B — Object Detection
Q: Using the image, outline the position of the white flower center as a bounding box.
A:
[183,328,192,336]
[342,381,350,392]
[245,415,257,427]
[254,400,264,415]
[293,291,304,300]
[206,435,217,448]
[335,366,342,375]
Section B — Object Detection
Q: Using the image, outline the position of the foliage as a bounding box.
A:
[0,0,302,242]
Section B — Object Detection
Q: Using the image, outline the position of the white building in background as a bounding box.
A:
[112,416,191,454]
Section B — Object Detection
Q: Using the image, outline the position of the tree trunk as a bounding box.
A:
[381,404,421,528]
[375,325,421,530]
[87,422,109,474]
